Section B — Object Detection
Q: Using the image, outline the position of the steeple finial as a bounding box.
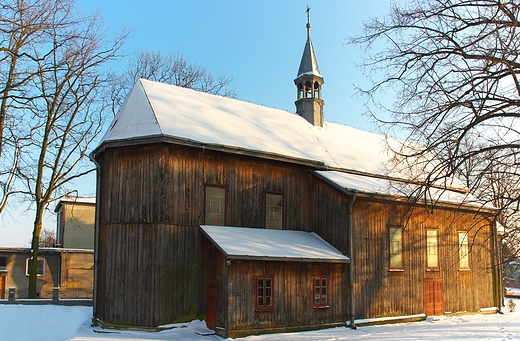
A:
[306,6,311,39]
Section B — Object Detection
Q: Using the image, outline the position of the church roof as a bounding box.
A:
[297,37,322,78]
[98,79,391,176]
[94,79,486,208]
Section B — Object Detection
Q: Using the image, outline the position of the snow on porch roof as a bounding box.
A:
[199,225,350,263]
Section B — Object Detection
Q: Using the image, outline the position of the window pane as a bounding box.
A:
[256,276,273,308]
[205,187,225,225]
[313,277,328,306]
[459,232,469,269]
[266,193,283,230]
[427,230,438,268]
[390,227,403,268]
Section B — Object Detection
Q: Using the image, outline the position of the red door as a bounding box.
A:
[424,279,444,316]
[206,285,217,330]
[0,275,4,299]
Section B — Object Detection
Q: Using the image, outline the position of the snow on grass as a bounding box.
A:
[1,299,520,340]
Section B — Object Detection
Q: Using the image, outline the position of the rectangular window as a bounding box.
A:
[0,256,6,267]
[459,232,470,269]
[25,257,45,276]
[426,229,439,268]
[255,276,274,310]
[313,277,328,307]
[389,227,403,269]
[265,193,283,230]
[205,186,226,225]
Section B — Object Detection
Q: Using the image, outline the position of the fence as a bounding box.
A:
[0,287,92,306]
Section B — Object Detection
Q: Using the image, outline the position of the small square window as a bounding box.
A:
[26,257,45,276]
[312,277,328,307]
[205,186,226,225]
[255,276,274,310]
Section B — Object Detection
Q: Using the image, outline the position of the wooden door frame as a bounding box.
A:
[206,284,217,330]
[424,278,444,316]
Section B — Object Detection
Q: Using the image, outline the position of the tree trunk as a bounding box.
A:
[28,208,43,298]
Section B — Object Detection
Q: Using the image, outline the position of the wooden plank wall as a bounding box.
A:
[95,142,495,327]
[351,199,495,318]
[95,143,320,326]
[225,260,347,334]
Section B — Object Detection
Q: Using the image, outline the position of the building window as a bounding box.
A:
[0,256,6,267]
[265,193,283,230]
[426,229,439,269]
[205,186,226,225]
[389,227,403,269]
[255,276,274,310]
[25,257,45,276]
[313,277,328,307]
[459,232,470,269]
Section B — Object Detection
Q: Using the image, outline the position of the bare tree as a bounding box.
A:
[351,0,520,258]
[1,0,126,297]
[109,50,236,114]
[37,228,56,247]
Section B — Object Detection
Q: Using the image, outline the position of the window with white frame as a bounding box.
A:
[389,226,403,269]
[426,229,439,268]
[25,257,45,276]
[458,232,470,269]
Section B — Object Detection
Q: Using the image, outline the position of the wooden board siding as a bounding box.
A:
[94,141,495,327]
[226,261,347,332]
[351,199,494,318]
[95,143,319,327]
[97,144,314,229]
[95,223,202,327]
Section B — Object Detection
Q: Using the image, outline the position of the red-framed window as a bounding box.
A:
[204,185,227,225]
[312,277,328,307]
[255,276,274,310]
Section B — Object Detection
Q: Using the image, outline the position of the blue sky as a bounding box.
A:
[80,0,389,128]
[0,0,393,246]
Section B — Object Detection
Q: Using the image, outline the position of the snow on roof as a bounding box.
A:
[97,79,482,206]
[100,79,391,176]
[199,225,350,263]
[54,196,96,212]
[58,197,96,204]
[297,38,322,78]
[315,170,492,209]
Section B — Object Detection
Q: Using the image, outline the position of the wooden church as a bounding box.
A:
[90,13,499,338]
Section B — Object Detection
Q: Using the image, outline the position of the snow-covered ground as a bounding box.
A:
[2,298,520,340]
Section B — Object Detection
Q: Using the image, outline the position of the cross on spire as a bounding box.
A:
[306,6,311,38]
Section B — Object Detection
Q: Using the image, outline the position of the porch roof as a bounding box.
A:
[199,225,349,263]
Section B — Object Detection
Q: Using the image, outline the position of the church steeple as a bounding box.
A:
[294,6,324,127]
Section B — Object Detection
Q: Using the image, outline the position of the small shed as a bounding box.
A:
[199,225,350,338]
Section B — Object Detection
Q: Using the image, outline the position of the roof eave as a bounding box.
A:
[313,171,497,214]
[91,135,326,169]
